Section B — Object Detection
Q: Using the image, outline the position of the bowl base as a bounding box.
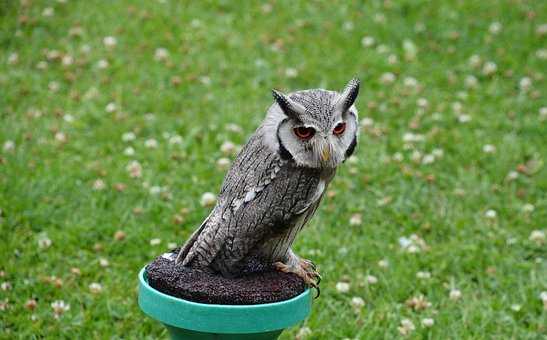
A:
[165,324,282,340]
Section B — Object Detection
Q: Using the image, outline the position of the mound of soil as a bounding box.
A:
[145,250,306,305]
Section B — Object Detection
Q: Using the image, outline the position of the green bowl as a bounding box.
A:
[138,267,312,339]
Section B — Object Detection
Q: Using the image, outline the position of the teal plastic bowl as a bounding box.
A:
[138,267,312,339]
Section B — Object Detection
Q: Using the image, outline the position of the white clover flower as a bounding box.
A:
[360,117,374,128]
[144,138,158,149]
[89,282,103,294]
[540,291,547,309]
[122,132,136,142]
[48,81,60,92]
[416,98,428,108]
[103,36,117,47]
[200,192,217,207]
[366,275,378,284]
[458,114,471,123]
[482,144,496,153]
[380,72,396,84]
[42,7,54,17]
[81,44,92,54]
[123,147,135,156]
[1,282,12,291]
[342,21,354,31]
[449,289,462,301]
[510,304,521,312]
[411,150,422,163]
[149,186,162,195]
[374,13,386,23]
[398,318,415,335]
[484,209,497,219]
[392,152,403,162]
[51,300,70,318]
[537,49,547,60]
[63,114,74,123]
[225,123,243,133]
[296,326,312,339]
[468,54,481,68]
[220,141,237,155]
[378,259,389,268]
[402,132,424,143]
[361,36,375,47]
[38,235,52,249]
[7,52,18,65]
[403,77,418,87]
[97,59,109,69]
[536,23,547,36]
[154,47,169,61]
[522,203,535,213]
[416,271,431,279]
[482,61,497,75]
[464,75,478,88]
[2,140,15,152]
[99,258,109,267]
[169,135,183,145]
[421,318,435,327]
[506,171,519,181]
[150,238,161,246]
[36,61,48,70]
[403,39,417,60]
[376,44,389,54]
[105,102,116,113]
[61,55,73,66]
[92,179,106,191]
[216,158,231,171]
[335,281,350,293]
[285,67,298,78]
[387,54,398,65]
[422,154,435,165]
[126,160,142,178]
[432,148,444,158]
[349,213,362,226]
[539,107,547,120]
[350,296,365,309]
[519,77,532,91]
[489,22,502,34]
[529,230,545,245]
[54,132,67,143]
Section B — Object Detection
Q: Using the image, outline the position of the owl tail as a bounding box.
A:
[175,214,211,265]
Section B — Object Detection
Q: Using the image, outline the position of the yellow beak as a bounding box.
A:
[321,147,330,161]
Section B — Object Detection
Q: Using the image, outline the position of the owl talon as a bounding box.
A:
[274,258,321,296]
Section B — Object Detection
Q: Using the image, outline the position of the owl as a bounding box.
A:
[176,78,360,291]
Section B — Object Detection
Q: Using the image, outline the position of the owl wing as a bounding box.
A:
[177,129,322,276]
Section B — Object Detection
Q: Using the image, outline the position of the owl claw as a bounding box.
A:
[274,258,321,298]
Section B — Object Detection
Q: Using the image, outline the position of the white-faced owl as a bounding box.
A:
[176,79,360,290]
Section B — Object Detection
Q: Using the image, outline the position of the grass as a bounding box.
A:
[1,0,546,338]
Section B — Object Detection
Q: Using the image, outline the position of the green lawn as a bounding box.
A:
[1,0,546,338]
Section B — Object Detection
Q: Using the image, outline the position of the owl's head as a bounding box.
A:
[263,78,360,169]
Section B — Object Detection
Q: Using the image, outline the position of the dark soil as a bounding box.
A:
[145,250,306,305]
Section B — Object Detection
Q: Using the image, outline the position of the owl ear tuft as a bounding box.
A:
[336,78,360,114]
[272,89,307,121]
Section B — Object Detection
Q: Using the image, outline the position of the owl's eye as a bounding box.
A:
[293,126,315,140]
[333,122,346,135]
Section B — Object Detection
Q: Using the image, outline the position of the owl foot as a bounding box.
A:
[274,259,322,298]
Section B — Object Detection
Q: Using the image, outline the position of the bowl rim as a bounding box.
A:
[138,267,311,333]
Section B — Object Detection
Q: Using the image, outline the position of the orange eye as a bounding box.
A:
[333,122,346,135]
[294,126,315,140]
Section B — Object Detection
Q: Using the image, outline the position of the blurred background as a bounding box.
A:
[1,0,545,338]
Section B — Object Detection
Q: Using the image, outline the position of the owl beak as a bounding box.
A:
[321,146,331,162]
